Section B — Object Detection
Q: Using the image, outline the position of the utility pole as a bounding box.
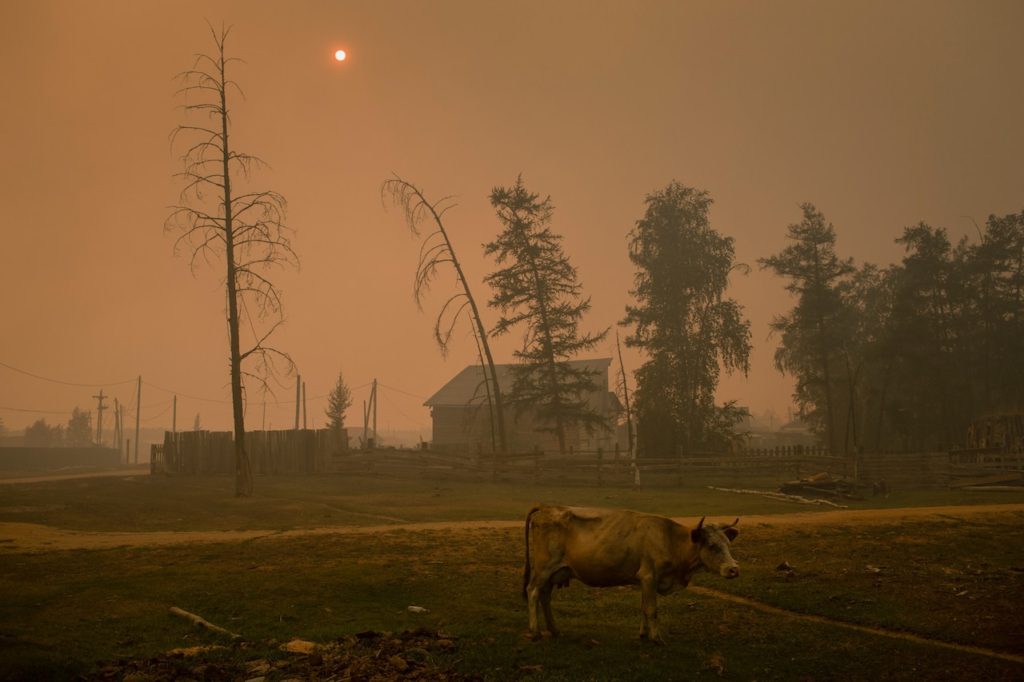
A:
[134,376,141,465]
[93,389,107,446]
[361,381,378,449]
[112,397,121,451]
[302,380,308,430]
[294,373,301,430]
[172,394,177,453]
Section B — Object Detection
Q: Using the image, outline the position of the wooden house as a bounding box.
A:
[424,358,622,452]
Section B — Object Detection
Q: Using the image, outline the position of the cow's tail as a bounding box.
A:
[522,505,541,601]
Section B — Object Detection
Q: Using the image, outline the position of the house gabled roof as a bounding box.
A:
[424,358,612,407]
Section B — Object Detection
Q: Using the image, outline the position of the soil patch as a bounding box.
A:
[85,628,478,681]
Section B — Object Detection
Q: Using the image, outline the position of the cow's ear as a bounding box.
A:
[690,527,703,544]
[724,527,739,542]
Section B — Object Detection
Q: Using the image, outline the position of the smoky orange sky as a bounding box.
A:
[2,1,1022,442]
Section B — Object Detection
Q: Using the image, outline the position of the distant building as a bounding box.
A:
[737,413,818,450]
[425,358,622,452]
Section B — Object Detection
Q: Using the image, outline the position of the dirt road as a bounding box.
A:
[2,503,1022,554]
[0,467,149,486]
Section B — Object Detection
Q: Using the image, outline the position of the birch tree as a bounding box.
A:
[623,182,751,455]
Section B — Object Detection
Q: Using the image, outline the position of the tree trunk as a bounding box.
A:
[220,51,252,497]
[415,183,508,455]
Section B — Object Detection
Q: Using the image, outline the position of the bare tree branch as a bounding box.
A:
[381,173,508,453]
[166,23,298,496]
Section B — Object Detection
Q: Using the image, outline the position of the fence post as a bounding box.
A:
[597,447,604,487]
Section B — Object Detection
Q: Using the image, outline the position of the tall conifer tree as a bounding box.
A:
[485,177,608,454]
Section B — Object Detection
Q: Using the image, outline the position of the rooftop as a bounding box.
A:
[424,358,613,407]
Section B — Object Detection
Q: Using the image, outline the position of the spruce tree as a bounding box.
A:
[485,177,608,454]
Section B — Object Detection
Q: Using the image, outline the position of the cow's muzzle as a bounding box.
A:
[721,565,740,579]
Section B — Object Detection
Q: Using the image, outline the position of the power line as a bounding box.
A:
[0,360,135,388]
[143,380,334,407]
[142,380,231,404]
[377,382,428,401]
[0,405,71,415]
[0,362,425,420]
[140,402,173,423]
[377,388,426,427]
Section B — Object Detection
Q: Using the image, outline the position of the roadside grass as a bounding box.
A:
[724,512,1024,652]
[1,473,1023,533]
[1,514,1022,680]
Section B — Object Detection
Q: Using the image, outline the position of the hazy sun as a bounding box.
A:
[334,49,347,62]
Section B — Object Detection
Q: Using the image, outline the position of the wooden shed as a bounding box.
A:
[424,358,621,453]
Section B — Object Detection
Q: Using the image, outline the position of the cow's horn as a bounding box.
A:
[723,517,739,529]
[696,516,705,531]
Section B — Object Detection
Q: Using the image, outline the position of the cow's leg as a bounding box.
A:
[639,576,663,644]
[540,581,558,637]
[527,563,564,640]
[526,576,543,639]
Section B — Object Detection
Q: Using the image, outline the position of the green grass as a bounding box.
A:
[1,474,1022,680]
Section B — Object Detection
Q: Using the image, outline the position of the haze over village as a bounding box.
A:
[3,3,1024,680]
[0,1,1021,455]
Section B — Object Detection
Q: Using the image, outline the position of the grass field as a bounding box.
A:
[1,472,1023,680]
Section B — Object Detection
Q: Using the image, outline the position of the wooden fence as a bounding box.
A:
[153,431,1024,489]
[326,447,847,487]
[327,447,1023,489]
[155,429,345,475]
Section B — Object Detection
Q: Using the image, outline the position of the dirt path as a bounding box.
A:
[691,586,1024,665]
[0,467,149,485]
[1,503,1022,554]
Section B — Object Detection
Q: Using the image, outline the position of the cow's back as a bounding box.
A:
[529,505,676,587]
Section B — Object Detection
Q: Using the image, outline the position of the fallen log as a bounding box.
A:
[169,606,241,641]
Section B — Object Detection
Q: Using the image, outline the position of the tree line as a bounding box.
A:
[388,174,1023,460]
[165,26,1021,495]
[762,205,1024,455]
[16,408,94,447]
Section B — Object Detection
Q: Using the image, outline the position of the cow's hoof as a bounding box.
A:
[526,631,542,642]
[547,629,560,638]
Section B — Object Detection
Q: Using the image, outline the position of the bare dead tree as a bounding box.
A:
[614,329,635,458]
[166,24,298,496]
[381,174,507,454]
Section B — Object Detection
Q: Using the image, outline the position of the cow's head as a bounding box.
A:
[690,517,740,579]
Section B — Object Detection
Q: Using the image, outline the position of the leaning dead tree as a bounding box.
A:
[166,25,298,496]
[614,330,639,486]
[381,175,507,454]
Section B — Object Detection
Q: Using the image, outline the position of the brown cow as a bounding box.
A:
[523,505,739,643]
